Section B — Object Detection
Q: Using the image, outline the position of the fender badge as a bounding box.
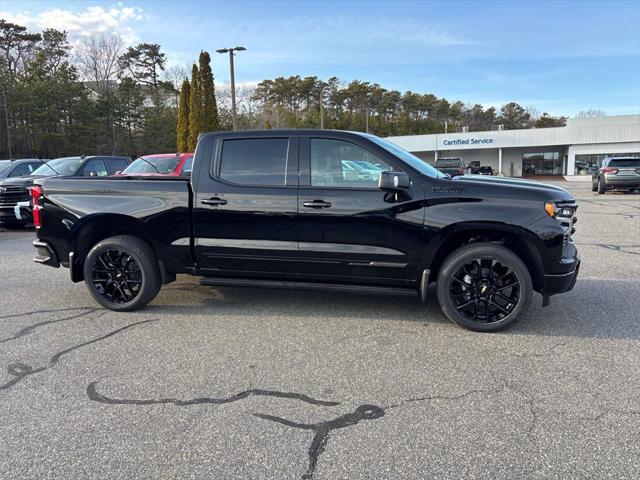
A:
[432,186,466,193]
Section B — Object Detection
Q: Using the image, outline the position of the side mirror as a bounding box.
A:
[114,170,122,175]
[379,171,410,192]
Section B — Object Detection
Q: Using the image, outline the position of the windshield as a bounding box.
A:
[123,155,181,174]
[363,134,446,179]
[0,161,11,174]
[31,157,83,176]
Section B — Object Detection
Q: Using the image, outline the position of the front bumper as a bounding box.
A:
[33,240,60,268]
[543,257,580,296]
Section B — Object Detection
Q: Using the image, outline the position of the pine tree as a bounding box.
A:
[176,79,190,151]
[187,64,200,151]
[198,50,219,131]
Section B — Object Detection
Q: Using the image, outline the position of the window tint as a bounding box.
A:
[609,158,640,168]
[435,158,463,167]
[310,138,392,188]
[219,138,289,186]
[82,158,108,176]
[107,157,130,174]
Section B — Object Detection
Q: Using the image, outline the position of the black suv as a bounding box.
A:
[31,130,579,332]
[0,155,130,228]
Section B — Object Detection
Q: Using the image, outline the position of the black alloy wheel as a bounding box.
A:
[448,258,520,324]
[436,243,532,332]
[83,235,161,311]
[91,249,142,304]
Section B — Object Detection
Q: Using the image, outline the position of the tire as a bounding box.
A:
[597,178,605,194]
[436,242,533,332]
[1,220,27,229]
[83,235,161,311]
[591,182,597,192]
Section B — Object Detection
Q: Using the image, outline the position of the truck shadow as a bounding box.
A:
[151,277,640,341]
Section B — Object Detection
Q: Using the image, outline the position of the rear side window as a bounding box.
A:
[219,138,289,186]
[82,158,108,176]
[107,157,130,174]
[608,159,640,168]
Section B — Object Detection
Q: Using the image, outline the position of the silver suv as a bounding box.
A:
[592,157,640,194]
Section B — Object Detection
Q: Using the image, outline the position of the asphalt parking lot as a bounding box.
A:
[1,181,639,479]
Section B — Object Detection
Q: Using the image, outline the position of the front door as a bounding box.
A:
[296,136,425,287]
[193,135,299,278]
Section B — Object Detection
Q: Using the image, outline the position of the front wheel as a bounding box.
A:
[83,235,161,311]
[436,243,533,332]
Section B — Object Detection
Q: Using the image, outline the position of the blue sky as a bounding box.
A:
[2,0,640,116]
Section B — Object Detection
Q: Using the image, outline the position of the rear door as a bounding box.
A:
[296,135,425,286]
[193,134,300,278]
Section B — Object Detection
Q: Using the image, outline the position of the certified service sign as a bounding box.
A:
[443,137,495,146]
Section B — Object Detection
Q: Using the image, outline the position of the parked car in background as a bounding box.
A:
[592,156,640,194]
[0,158,46,179]
[32,130,579,332]
[118,153,193,177]
[435,157,465,177]
[478,166,494,176]
[0,155,130,228]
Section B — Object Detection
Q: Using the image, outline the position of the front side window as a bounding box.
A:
[181,156,193,175]
[310,138,392,188]
[219,138,289,186]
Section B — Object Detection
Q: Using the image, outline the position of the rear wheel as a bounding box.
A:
[597,178,606,194]
[436,243,533,332]
[83,235,161,311]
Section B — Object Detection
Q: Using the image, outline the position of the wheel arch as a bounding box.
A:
[425,222,545,293]
[69,213,173,284]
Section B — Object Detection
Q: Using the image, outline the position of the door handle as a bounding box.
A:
[201,197,227,206]
[303,200,332,209]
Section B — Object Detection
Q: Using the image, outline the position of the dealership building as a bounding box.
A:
[387,114,640,177]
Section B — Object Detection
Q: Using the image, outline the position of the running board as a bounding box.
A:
[200,277,418,297]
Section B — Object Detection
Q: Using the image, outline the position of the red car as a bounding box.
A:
[117,153,193,176]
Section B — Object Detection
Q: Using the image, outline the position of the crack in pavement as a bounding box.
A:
[254,405,385,480]
[0,319,158,392]
[0,307,97,321]
[86,382,341,407]
[594,244,640,256]
[0,309,104,344]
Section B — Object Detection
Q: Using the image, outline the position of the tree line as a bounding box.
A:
[2,19,572,160]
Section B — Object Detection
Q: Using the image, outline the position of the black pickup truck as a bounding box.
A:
[31,130,580,331]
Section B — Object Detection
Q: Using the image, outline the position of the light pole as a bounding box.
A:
[216,46,246,130]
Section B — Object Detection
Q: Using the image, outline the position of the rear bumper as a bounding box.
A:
[543,258,580,296]
[33,240,60,268]
[604,176,640,188]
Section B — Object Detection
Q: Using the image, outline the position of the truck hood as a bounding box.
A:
[0,175,51,188]
[452,174,574,201]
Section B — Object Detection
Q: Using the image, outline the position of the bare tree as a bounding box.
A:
[74,35,123,93]
[163,64,189,103]
[576,108,606,118]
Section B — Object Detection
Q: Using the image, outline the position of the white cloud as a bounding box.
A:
[0,5,145,44]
